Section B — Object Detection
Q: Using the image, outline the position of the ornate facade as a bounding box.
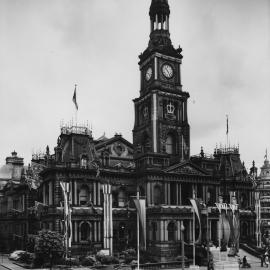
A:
[256,156,270,246]
[0,0,256,262]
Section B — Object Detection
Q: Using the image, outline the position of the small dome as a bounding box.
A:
[149,0,170,20]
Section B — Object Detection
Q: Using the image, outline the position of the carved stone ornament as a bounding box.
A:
[167,102,175,114]
[143,106,149,119]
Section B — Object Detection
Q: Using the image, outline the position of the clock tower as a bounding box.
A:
[133,0,190,169]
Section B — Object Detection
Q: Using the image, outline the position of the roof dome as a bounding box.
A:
[149,0,170,20]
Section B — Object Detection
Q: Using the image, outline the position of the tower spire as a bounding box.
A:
[149,0,170,33]
[139,0,182,64]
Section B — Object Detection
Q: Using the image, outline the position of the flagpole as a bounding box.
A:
[75,84,78,127]
[226,115,228,147]
[193,206,195,266]
[137,190,140,270]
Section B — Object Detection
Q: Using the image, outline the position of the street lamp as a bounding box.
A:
[201,207,211,269]
[181,223,185,270]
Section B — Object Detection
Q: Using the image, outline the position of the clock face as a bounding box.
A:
[145,67,152,81]
[162,64,174,79]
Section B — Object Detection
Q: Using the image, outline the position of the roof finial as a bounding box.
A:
[264,148,268,161]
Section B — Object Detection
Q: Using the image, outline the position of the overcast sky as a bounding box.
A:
[0,0,269,171]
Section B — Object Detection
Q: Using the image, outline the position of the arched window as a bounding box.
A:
[241,222,248,238]
[142,133,151,153]
[79,185,90,206]
[168,222,176,241]
[118,189,126,207]
[80,156,88,168]
[139,186,145,197]
[119,222,126,239]
[240,193,247,209]
[153,185,161,205]
[151,222,157,241]
[81,222,90,241]
[166,133,176,155]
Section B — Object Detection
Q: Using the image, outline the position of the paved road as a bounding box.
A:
[0,249,265,270]
[238,249,263,270]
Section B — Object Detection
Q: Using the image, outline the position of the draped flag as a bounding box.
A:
[60,181,72,250]
[72,85,78,110]
[189,198,202,243]
[134,198,146,249]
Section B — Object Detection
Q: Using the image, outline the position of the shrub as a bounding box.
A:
[64,257,80,266]
[100,255,119,265]
[18,252,34,264]
[34,230,64,266]
[80,255,96,266]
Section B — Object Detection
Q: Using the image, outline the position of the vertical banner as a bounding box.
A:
[134,198,146,249]
[60,181,72,256]
[189,198,202,243]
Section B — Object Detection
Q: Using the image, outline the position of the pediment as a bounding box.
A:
[96,136,134,158]
[165,161,210,176]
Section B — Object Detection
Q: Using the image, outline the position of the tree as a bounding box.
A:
[34,230,64,266]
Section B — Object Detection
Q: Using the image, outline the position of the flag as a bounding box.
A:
[72,85,78,110]
[189,198,202,243]
[134,198,146,249]
[226,115,229,135]
[60,181,72,249]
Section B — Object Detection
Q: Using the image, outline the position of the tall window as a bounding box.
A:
[79,185,90,206]
[142,133,151,153]
[153,185,161,205]
[168,222,176,241]
[166,133,176,155]
[119,222,126,239]
[170,182,177,205]
[118,189,126,207]
[81,222,90,241]
[151,222,157,241]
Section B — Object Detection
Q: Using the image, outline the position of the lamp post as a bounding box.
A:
[215,195,227,261]
[180,223,185,270]
[229,195,238,255]
[201,207,211,269]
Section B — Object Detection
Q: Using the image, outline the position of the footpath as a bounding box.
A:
[0,249,260,270]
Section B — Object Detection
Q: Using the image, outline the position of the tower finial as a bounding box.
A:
[149,0,170,33]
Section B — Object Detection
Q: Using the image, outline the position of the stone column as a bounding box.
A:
[98,221,101,242]
[165,183,168,204]
[93,182,97,205]
[160,221,164,241]
[97,182,101,205]
[103,184,113,255]
[74,180,77,206]
[94,221,97,242]
[164,220,168,241]
[75,221,78,242]
[179,184,182,205]
[147,182,151,205]
[177,220,181,240]
[43,184,46,204]
[168,183,171,205]
[49,182,53,205]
